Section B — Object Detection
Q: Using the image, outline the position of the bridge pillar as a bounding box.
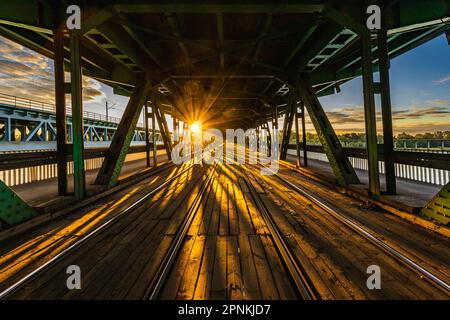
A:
[153,97,172,160]
[378,28,396,195]
[144,100,151,167]
[361,33,381,197]
[95,75,151,187]
[300,100,308,167]
[54,27,67,196]
[151,104,158,166]
[69,32,86,200]
[280,95,295,160]
[294,102,301,168]
[296,76,359,186]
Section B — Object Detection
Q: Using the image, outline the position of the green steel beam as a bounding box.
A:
[70,32,86,200]
[296,75,359,186]
[153,98,173,159]
[0,180,38,228]
[421,182,450,226]
[300,100,308,167]
[361,33,381,197]
[113,3,324,14]
[378,28,396,195]
[280,95,295,160]
[54,26,68,196]
[95,75,151,187]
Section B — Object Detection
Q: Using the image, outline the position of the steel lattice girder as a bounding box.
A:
[279,95,296,160]
[296,75,359,186]
[421,182,450,226]
[0,179,38,227]
[95,75,151,187]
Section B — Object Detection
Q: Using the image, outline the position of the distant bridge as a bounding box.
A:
[0,93,162,143]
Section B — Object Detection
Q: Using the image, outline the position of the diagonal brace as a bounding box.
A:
[296,75,359,186]
[95,75,151,187]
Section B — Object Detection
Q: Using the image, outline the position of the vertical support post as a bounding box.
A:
[144,100,151,167]
[378,28,396,195]
[153,97,172,159]
[300,100,308,167]
[152,103,157,166]
[361,33,380,197]
[294,103,301,168]
[6,117,11,142]
[280,95,295,160]
[70,32,86,200]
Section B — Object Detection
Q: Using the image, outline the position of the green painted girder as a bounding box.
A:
[0,179,38,227]
[296,75,359,186]
[95,75,151,187]
[279,95,296,160]
[421,182,450,226]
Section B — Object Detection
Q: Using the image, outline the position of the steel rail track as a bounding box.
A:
[227,158,319,300]
[0,160,203,299]
[268,162,450,294]
[145,162,218,300]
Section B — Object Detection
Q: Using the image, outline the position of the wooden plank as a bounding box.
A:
[249,235,279,299]
[259,234,297,299]
[198,178,218,236]
[237,235,262,299]
[219,184,230,235]
[226,235,243,299]
[210,236,227,299]
[176,236,206,300]
[159,235,196,299]
[193,235,217,299]
[228,185,240,235]
[207,183,223,236]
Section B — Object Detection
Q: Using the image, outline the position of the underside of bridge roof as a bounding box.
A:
[0,0,448,129]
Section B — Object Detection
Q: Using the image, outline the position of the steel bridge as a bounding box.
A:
[0,93,159,143]
[0,0,449,302]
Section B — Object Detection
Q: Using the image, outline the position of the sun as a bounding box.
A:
[190,122,201,134]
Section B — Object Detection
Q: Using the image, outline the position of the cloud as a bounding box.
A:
[434,74,450,85]
[0,35,105,106]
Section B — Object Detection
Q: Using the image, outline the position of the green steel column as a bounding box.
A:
[361,33,381,197]
[152,104,157,166]
[300,100,308,167]
[70,32,86,200]
[54,27,67,196]
[144,100,151,167]
[294,103,301,168]
[378,29,396,195]
[280,95,295,160]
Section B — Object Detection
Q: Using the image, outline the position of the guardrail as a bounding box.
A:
[0,144,165,186]
[288,144,450,186]
[0,92,145,127]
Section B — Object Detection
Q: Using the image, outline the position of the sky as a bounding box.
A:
[0,33,449,135]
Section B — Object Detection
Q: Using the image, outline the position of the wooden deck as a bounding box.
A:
[0,162,448,299]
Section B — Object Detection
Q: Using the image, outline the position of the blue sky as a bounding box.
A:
[318,34,450,133]
[0,33,449,134]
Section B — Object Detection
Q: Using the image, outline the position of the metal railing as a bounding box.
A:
[0,92,145,127]
[287,144,450,186]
